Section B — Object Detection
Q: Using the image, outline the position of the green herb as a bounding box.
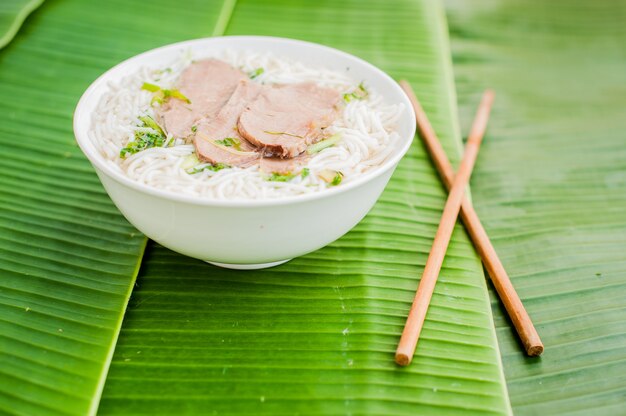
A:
[267,172,295,182]
[191,125,197,133]
[331,171,343,186]
[166,89,191,103]
[267,168,310,182]
[120,116,167,158]
[120,132,165,158]
[343,82,369,102]
[249,67,264,79]
[215,137,242,151]
[318,169,344,186]
[306,133,342,154]
[263,130,304,139]
[181,153,200,170]
[203,135,256,155]
[186,163,230,175]
[138,115,165,136]
[141,82,160,92]
[141,82,191,105]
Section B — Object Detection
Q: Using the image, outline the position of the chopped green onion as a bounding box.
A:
[343,82,369,102]
[142,82,191,105]
[249,67,264,79]
[205,136,256,156]
[267,172,295,182]
[331,172,343,186]
[306,133,342,154]
[165,89,191,104]
[266,167,310,182]
[191,125,197,133]
[120,132,165,158]
[150,91,165,105]
[138,115,165,136]
[181,153,200,170]
[186,163,230,175]
[141,82,161,92]
[318,169,343,186]
[120,116,167,158]
[263,130,304,139]
[215,137,242,151]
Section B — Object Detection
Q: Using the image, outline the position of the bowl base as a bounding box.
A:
[207,259,292,270]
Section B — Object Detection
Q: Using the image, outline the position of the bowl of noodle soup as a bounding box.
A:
[74,36,416,269]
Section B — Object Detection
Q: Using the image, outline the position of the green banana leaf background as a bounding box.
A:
[447,0,626,414]
[1,0,625,415]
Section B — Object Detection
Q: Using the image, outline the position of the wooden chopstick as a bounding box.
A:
[398,80,544,359]
[395,89,494,366]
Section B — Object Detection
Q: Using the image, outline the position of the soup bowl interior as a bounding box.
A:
[74,36,416,269]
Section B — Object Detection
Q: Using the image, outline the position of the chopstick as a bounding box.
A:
[398,80,544,360]
[395,89,495,366]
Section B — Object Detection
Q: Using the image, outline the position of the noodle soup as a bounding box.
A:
[90,51,404,200]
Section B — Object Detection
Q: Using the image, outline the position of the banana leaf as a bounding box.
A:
[0,0,229,414]
[0,0,43,49]
[98,0,511,414]
[446,0,626,414]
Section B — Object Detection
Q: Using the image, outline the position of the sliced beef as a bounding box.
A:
[259,154,309,175]
[237,82,341,158]
[193,80,263,167]
[157,59,246,139]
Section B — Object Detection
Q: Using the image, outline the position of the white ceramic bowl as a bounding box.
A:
[73,36,416,269]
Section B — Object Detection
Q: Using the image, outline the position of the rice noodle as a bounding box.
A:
[90,51,403,200]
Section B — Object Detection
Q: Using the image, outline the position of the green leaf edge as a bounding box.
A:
[434,2,512,413]
[89,239,148,416]
[0,0,45,50]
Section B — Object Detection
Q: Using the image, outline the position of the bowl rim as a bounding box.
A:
[73,35,416,208]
